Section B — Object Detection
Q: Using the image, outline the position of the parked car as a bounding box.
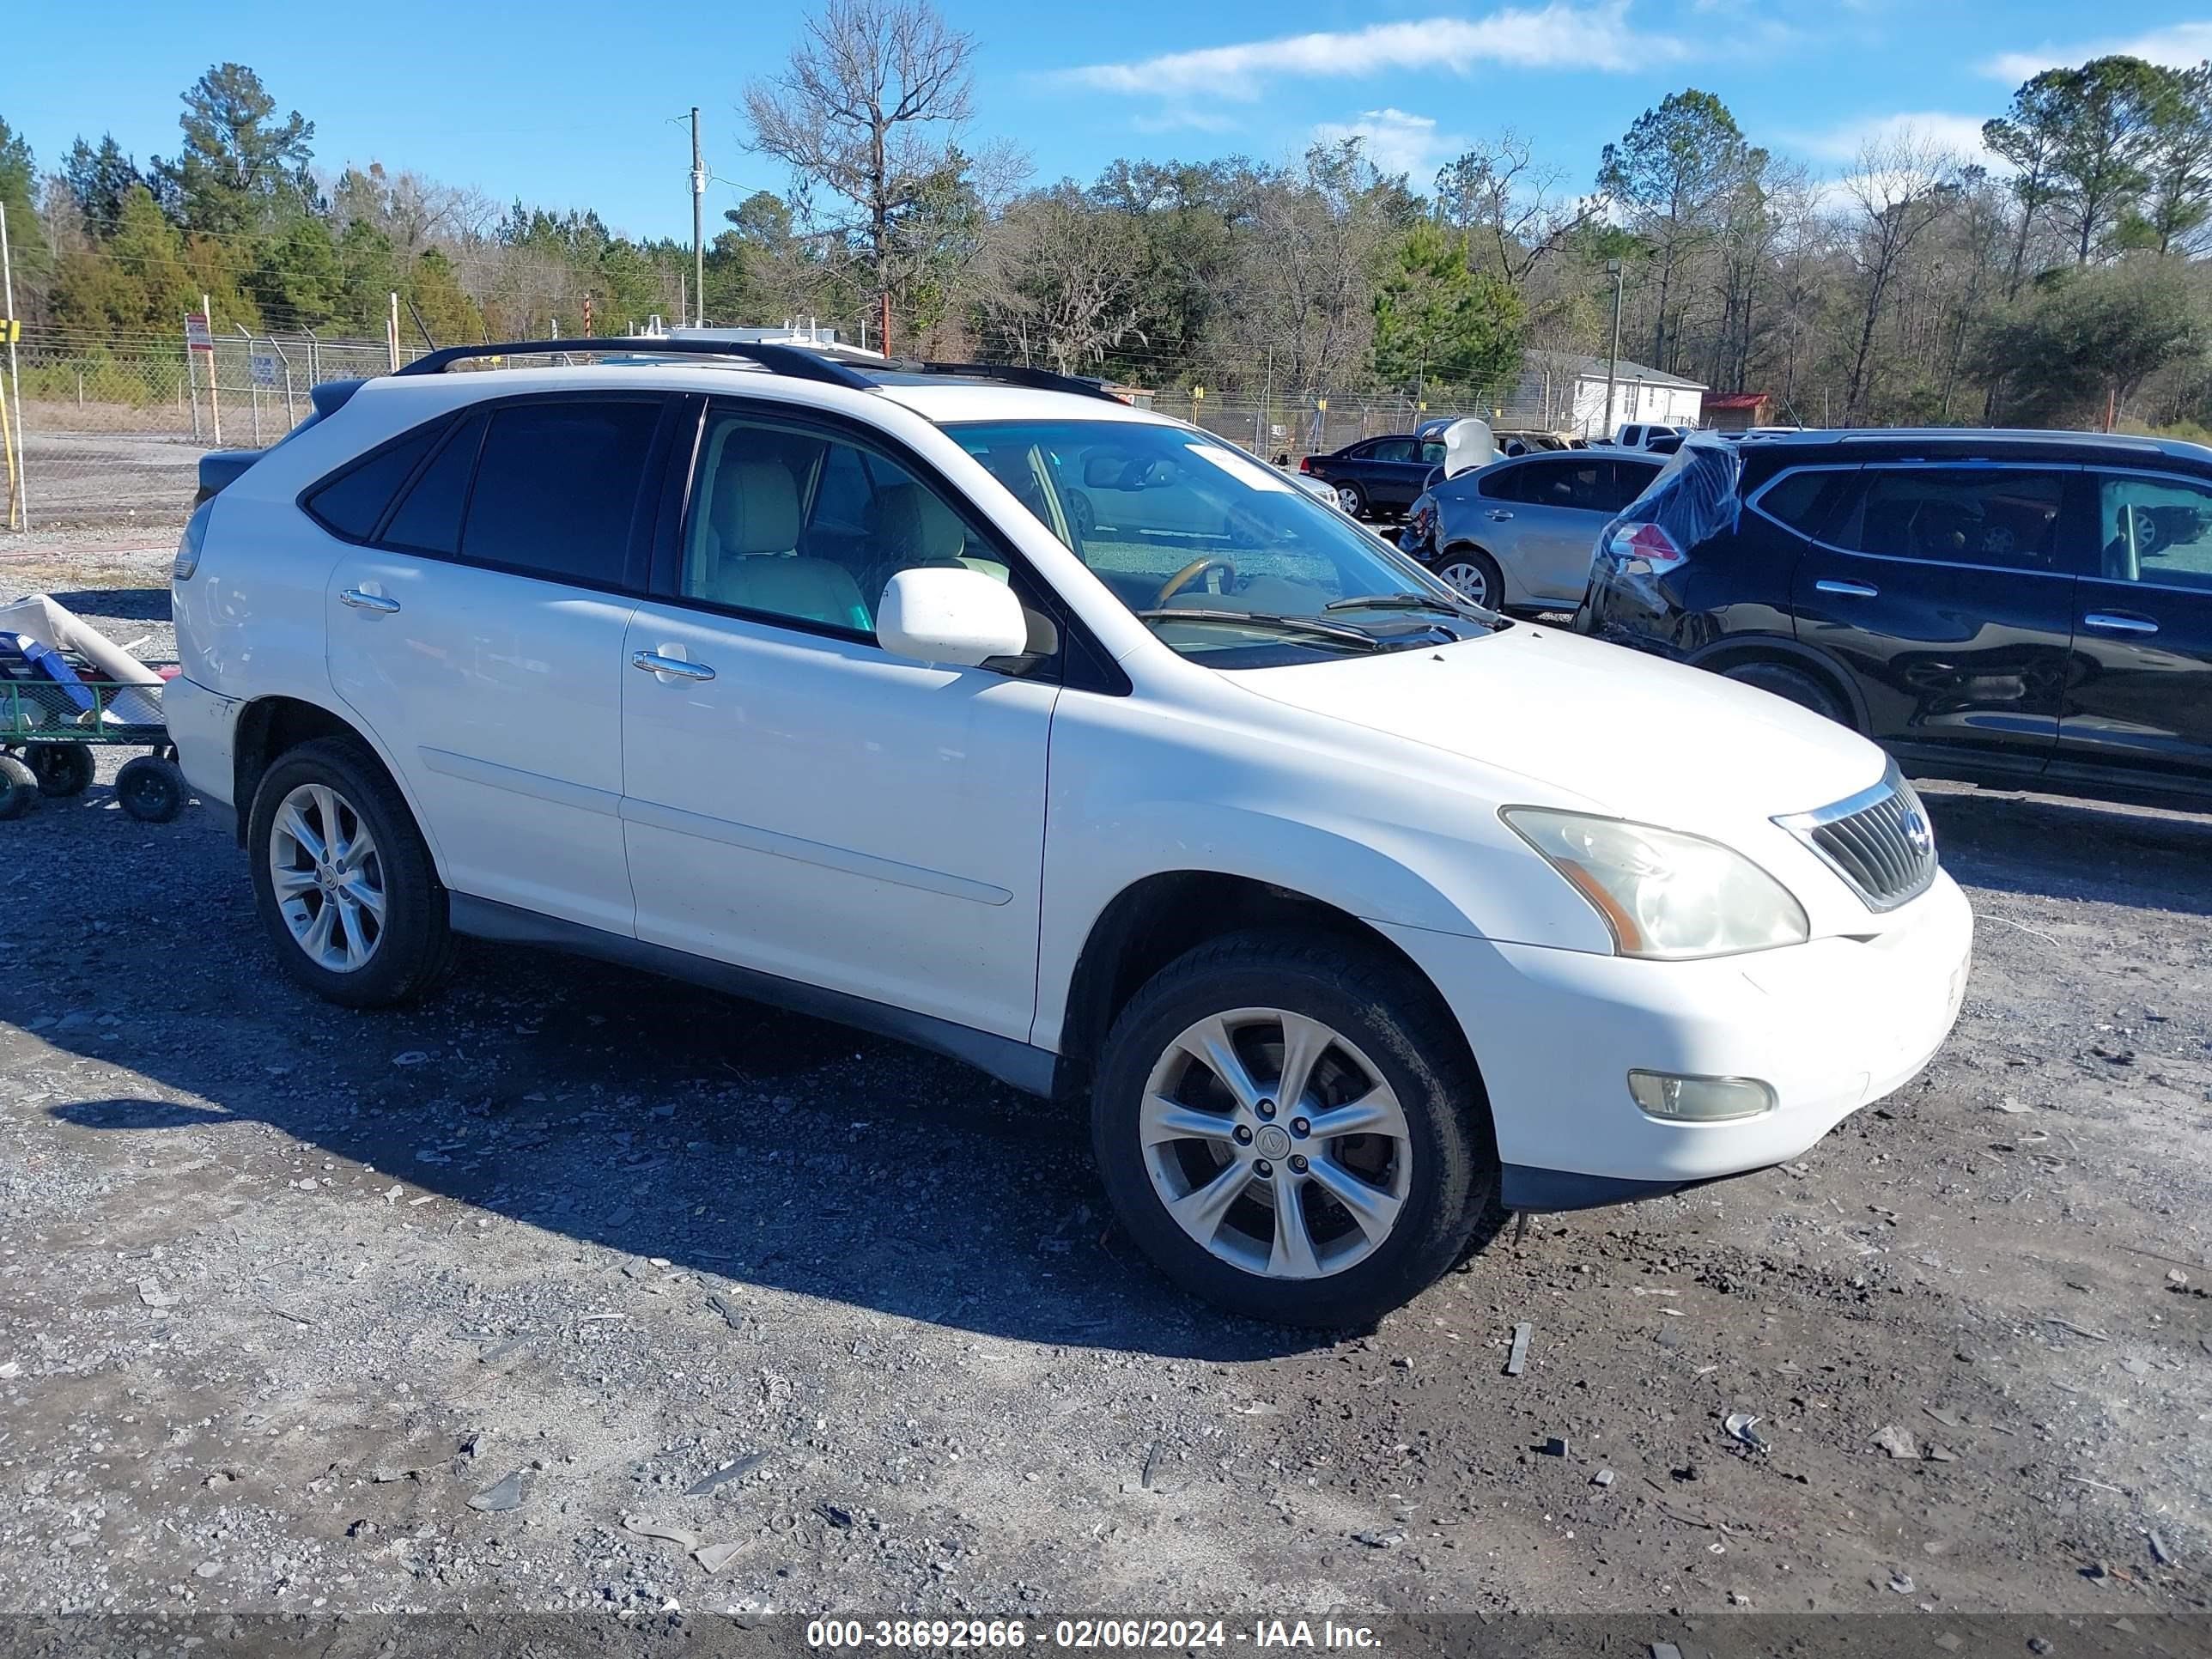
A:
[1580,429,2212,808]
[1610,422,1690,451]
[1297,433,1448,519]
[1400,450,1665,611]
[166,339,1971,1328]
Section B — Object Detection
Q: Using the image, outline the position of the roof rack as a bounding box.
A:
[909,361,1125,404]
[393,336,877,391]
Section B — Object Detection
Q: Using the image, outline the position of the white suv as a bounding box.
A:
[166,340,1972,1328]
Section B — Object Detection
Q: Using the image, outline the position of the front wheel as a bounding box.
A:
[114,754,187,822]
[1091,931,1496,1328]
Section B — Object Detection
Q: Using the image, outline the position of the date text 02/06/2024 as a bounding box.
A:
[803,1620,1383,1650]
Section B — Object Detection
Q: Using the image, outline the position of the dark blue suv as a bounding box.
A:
[1579,430,2212,809]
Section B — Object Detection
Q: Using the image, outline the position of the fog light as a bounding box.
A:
[1627,1071,1776,1122]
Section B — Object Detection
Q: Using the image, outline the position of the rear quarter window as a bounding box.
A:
[302,426,440,541]
[1752,467,1847,537]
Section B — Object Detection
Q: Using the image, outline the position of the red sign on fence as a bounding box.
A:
[184,312,212,352]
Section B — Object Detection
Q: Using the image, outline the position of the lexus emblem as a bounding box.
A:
[1901,804,1934,859]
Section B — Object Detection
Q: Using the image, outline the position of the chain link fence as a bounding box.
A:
[0,325,1589,532]
[3,325,416,530]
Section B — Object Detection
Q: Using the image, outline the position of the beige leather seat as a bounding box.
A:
[697,455,871,630]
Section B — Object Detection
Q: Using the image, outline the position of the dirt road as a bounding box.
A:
[1,559,2208,1620]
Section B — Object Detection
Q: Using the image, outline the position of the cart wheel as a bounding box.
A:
[0,753,39,820]
[115,754,187,823]
[27,743,96,799]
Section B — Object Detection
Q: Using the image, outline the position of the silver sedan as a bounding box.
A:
[1399,451,1664,612]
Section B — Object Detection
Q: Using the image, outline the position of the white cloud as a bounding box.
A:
[1057,2,1684,103]
[1793,112,2001,167]
[1981,21,2212,83]
[1312,109,1468,179]
[1132,108,1242,136]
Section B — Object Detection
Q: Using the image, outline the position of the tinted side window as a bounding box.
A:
[1419,441,1447,467]
[1367,439,1417,464]
[460,400,662,585]
[1602,460,1663,513]
[380,412,484,556]
[1835,467,2068,571]
[304,426,439,541]
[1480,461,1548,503]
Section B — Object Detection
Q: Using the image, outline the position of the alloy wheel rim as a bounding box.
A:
[1336,485,1362,514]
[1439,561,1489,606]
[1139,1007,1413,1281]
[269,782,386,973]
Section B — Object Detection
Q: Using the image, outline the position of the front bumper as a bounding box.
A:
[1379,871,1973,1208]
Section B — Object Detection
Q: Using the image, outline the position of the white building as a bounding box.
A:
[1514,351,1709,439]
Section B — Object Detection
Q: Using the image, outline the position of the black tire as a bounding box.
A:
[1431,545,1505,611]
[1333,480,1368,519]
[1091,929,1497,1330]
[246,736,454,1007]
[27,744,95,799]
[0,753,39,820]
[114,754,187,823]
[1723,660,1852,727]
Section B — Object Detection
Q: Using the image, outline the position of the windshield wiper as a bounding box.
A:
[1324,592,1502,627]
[1135,608,1387,651]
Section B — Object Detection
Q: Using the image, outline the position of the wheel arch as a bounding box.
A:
[231,694,445,870]
[1050,869,1477,1107]
[1686,634,1867,732]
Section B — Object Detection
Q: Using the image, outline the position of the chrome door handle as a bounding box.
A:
[338,588,400,613]
[1486,509,1515,520]
[2082,612,2158,635]
[1814,580,1879,599]
[630,649,715,681]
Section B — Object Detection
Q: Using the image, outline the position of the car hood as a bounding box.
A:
[1231,623,1885,835]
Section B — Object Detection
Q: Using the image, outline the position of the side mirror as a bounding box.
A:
[877,567,1030,668]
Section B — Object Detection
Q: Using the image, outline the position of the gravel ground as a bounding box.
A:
[2,546,2209,1622]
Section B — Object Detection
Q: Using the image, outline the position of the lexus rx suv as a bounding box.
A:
[167,340,1972,1328]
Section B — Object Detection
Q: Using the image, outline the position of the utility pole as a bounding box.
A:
[0,200,26,529]
[690,107,706,328]
[1603,258,1625,440]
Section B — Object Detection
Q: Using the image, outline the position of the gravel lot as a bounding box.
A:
[3,537,2209,1622]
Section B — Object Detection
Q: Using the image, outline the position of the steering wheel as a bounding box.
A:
[1156,556,1238,605]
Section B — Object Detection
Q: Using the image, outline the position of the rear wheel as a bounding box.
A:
[27,744,95,799]
[1722,660,1852,727]
[1091,931,1495,1328]
[1334,481,1367,518]
[1433,546,1504,611]
[247,737,453,1007]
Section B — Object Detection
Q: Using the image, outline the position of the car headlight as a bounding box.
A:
[1502,808,1808,959]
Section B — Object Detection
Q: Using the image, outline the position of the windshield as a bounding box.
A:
[945,419,1490,664]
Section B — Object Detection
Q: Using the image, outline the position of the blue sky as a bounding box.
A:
[6,1,2211,242]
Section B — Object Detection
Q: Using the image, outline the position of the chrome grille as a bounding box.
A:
[1775,764,1938,912]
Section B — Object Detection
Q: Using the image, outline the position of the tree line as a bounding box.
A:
[3,0,2211,434]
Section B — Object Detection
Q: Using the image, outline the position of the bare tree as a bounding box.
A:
[1838,132,1958,423]
[744,0,978,353]
[1432,131,1604,290]
[973,185,1146,373]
